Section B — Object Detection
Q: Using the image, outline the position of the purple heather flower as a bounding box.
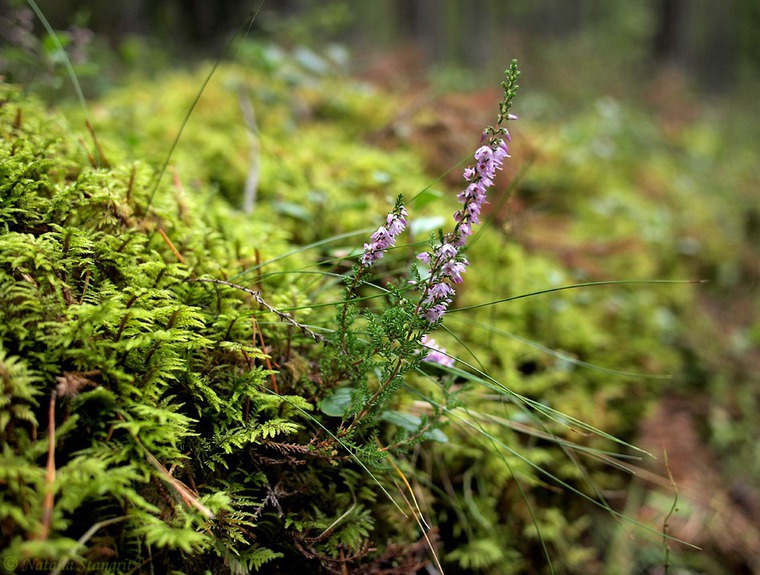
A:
[374,226,392,243]
[423,282,455,306]
[387,208,408,234]
[360,203,408,268]
[422,303,449,324]
[453,223,471,246]
[420,335,455,368]
[416,133,514,323]
[474,145,493,163]
[465,201,481,224]
[437,243,458,260]
[416,242,465,322]
[441,259,468,283]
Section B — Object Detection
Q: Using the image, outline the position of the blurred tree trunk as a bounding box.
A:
[652,0,681,63]
[737,0,760,73]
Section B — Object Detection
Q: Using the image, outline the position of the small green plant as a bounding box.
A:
[318,63,520,456]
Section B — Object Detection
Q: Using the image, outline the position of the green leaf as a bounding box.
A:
[380,410,448,443]
[320,387,354,417]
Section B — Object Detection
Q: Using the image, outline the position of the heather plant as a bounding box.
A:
[317,63,520,455]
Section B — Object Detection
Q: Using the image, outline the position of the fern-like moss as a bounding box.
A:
[0,82,415,574]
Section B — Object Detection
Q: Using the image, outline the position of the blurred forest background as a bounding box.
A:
[2,0,760,573]
[4,0,760,95]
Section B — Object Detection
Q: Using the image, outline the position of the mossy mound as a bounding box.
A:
[0,82,428,573]
[0,63,683,572]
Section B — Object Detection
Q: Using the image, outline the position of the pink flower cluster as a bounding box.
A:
[416,244,466,323]
[453,139,510,246]
[360,204,408,268]
[417,137,511,323]
[420,335,455,368]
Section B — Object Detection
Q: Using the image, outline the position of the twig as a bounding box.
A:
[79,268,91,304]
[126,164,136,203]
[157,226,186,264]
[76,134,98,168]
[189,278,327,344]
[39,390,57,540]
[131,432,215,520]
[171,166,190,221]
[85,118,110,169]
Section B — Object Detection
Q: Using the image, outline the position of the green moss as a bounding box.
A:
[0,82,419,573]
